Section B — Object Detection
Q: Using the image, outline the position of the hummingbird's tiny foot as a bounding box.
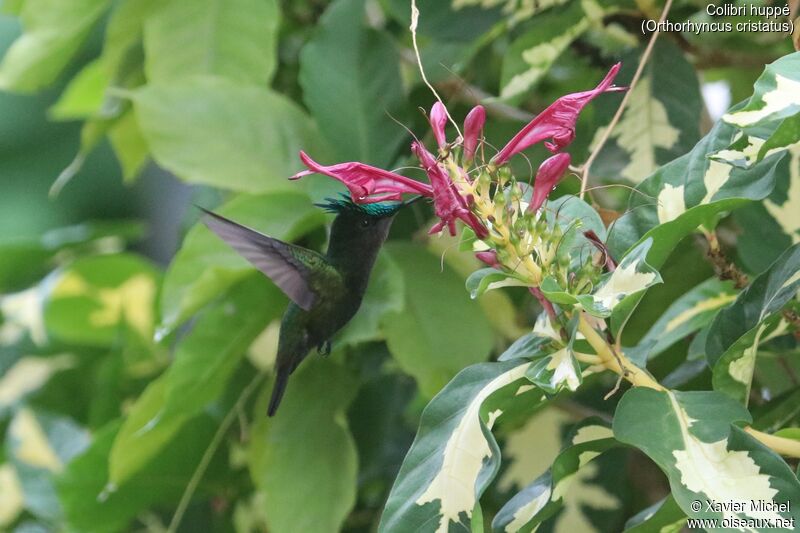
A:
[317,340,331,357]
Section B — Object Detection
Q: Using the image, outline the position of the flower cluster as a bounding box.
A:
[291,64,625,290]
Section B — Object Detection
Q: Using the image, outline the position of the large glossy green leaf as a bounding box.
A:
[159,191,324,333]
[0,0,110,92]
[300,0,406,166]
[637,277,736,360]
[707,243,800,404]
[248,358,358,533]
[591,40,702,183]
[161,276,284,419]
[58,416,218,533]
[382,243,494,397]
[606,100,788,334]
[43,253,160,347]
[110,276,277,485]
[492,419,617,532]
[614,388,800,529]
[143,0,280,84]
[379,358,541,533]
[129,76,327,193]
[734,145,800,273]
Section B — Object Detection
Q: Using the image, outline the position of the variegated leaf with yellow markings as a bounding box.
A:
[606,96,787,334]
[492,418,617,532]
[734,144,800,273]
[722,52,800,132]
[614,388,800,529]
[707,244,800,404]
[0,463,24,527]
[43,253,159,347]
[6,408,89,521]
[0,355,75,413]
[623,495,685,533]
[379,356,544,533]
[591,40,701,183]
[499,0,622,102]
[583,237,661,318]
[638,278,736,361]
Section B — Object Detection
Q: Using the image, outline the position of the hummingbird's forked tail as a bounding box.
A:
[267,365,291,417]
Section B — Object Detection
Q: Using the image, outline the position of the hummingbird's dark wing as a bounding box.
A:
[199,208,340,311]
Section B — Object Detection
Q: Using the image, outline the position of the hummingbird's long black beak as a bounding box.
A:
[402,195,425,207]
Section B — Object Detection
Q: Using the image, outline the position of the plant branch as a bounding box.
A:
[167,373,266,533]
[578,0,674,199]
[577,313,664,391]
[745,427,800,458]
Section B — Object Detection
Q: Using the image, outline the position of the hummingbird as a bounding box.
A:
[199,196,416,416]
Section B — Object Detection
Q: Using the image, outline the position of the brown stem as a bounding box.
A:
[579,0,674,199]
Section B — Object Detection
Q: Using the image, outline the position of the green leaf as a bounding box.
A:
[143,0,280,84]
[614,388,800,528]
[492,419,617,532]
[336,252,404,346]
[58,416,218,533]
[383,0,503,42]
[707,243,800,403]
[159,191,324,333]
[382,242,494,397]
[591,40,702,183]
[129,76,327,192]
[6,408,89,521]
[623,495,685,532]
[161,276,284,419]
[525,345,582,394]
[111,276,279,485]
[499,0,622,102]
[48,59,108,120]
[379,359,540,533]
[248,359,358,533]
[300,0,406,166]
[108,109,149,182]
[638,277,736,360]
[606,101,786,334]
[465,268,525,299]
[43,253,160,347]
[586,237,662,319]
[734,145,800,273]
[0,0,110,92]
[107,376,186,486]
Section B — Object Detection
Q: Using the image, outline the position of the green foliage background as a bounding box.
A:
[0,0,798,532]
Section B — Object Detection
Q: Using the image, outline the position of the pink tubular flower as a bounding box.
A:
[475,250,501,269]
[529,152,571,213]
[493,63,626,165]
[462,105,486,163]
[291,151,433,203]
[412,141,488,238]
[429,102,449,148]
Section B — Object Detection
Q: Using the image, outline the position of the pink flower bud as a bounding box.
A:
[475,250,501,269]
[462,105,486,163]
[429,102,449,148]
[529,153,571,213]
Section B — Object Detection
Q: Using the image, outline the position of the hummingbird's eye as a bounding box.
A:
[360,218,371,228]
